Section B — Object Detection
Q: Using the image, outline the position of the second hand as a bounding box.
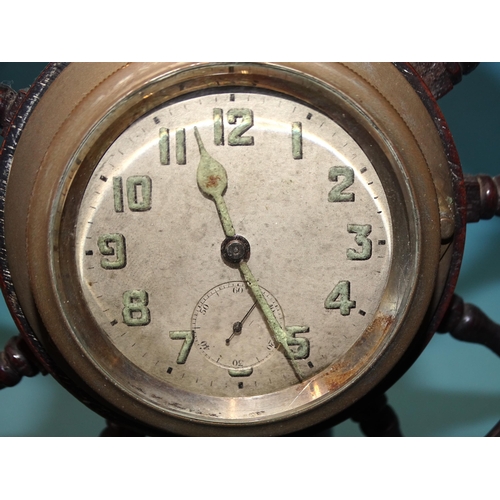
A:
[225,301,258,346]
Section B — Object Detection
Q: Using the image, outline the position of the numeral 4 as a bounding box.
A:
[324,281,356,315]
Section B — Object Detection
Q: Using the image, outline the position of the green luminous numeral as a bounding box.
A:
[213,107,254,146]
[228,368,253,377]
[122,290,151,326]
[176,128,186,165]
[159,127,170,164]
[127,175,152,211]
[328,166,355,202]
[347,224,373,260]
[98,233,126,269]
[159,127,187,165]
[113,177,124,212]
[213,108,224,146]
[285,326,310,359]
[228,108,254,146]
[292,122,303,160]
[169,330,194,364]
[324,281,356,315]
[113,176,152,212]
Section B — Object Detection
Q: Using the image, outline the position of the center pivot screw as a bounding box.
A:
[221,235,251,265]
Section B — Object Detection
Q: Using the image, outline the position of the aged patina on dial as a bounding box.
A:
[75,88,392,400]
[1,63,459,435]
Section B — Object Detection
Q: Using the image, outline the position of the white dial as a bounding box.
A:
[74,89,392,406]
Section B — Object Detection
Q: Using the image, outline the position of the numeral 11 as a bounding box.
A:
[159,127,186,165]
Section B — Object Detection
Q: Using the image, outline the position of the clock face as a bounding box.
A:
[72,89,392,415]
[13,63,449,435]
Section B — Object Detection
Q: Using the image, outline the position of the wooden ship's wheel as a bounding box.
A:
[0,62,499,436]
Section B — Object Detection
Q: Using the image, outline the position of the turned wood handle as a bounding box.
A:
[0,336,40,389]
[464,174,500,222]
[438,294,500,357]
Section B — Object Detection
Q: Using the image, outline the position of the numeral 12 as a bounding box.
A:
[213,108,254,146]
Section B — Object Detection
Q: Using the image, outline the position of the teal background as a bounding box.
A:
[0,62,499,436]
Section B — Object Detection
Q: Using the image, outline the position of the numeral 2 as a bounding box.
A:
[328,166,354,202]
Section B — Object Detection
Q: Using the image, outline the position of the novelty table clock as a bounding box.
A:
[0,62,498,436]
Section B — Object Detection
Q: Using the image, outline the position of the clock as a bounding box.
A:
[0,62,499,436]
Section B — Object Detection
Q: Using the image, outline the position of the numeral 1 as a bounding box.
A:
[213,108,224,146]
[292,122,302,159]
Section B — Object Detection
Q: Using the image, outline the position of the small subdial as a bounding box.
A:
[192,281,283,371]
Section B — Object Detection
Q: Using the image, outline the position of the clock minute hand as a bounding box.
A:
[239,261,304,381]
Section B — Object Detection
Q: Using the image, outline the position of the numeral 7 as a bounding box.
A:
[169,330,194,364]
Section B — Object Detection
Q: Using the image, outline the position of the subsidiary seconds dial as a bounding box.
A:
[191,281,281,373]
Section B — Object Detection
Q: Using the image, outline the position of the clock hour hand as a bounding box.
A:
[194,127,305,381]
[194,126,235,237]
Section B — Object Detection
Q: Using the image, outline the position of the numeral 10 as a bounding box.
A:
[113,175,152,212]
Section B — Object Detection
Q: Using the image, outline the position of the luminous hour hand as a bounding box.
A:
[194,126,235,237]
